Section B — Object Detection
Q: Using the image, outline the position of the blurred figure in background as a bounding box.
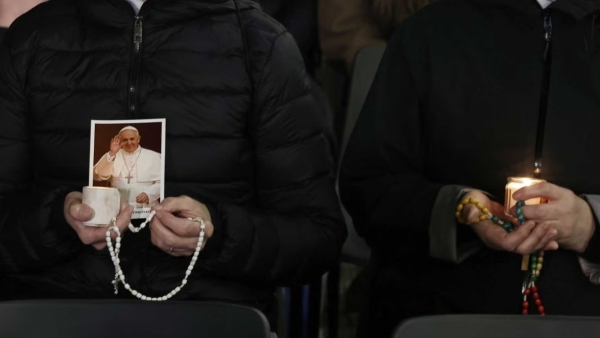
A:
[259,0,338,158]
[319,0,437,71]
[259,0,319,75]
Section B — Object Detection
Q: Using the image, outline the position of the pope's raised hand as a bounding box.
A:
[64,191,133,250]
[109,135,121,156]
[136,193,149,204]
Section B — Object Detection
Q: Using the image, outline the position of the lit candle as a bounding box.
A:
[504,177,546,216]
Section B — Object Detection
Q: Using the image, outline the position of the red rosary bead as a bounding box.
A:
[525,288,531,296]
[535,299,542,306]
[522,309,529,315]
[533,293,540,300]
[532,286,538,293]
[538,306,545,313]
[523,301,529,308]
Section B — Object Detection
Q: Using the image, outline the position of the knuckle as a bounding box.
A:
[162,197,176,206]
[80,235,94,245]
[502,243,514,252]
[184,222,198,237]
[93,243,105,251]
[163,237,176,248]
[180,195,195,205]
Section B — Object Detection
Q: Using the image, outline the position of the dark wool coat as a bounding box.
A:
[340,0,600,336]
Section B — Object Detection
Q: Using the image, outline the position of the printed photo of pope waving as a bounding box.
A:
[91,120,165,219]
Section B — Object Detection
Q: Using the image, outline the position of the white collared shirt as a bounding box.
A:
[125,0,145,14]
[537,0,556,9]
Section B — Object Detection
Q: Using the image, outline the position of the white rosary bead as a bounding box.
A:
[105,216,206,302]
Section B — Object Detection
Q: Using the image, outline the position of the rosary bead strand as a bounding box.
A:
[455,198,514,232]
[127,210,155,233]
[106,215,205,301]
[456,197,546,315]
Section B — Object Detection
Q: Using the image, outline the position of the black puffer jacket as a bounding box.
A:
[0,0,345,311]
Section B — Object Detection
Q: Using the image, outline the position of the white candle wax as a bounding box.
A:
[82,186,120,227]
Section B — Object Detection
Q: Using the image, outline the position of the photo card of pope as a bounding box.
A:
[89,119,166,219]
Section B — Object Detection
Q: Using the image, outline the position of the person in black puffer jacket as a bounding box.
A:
[0,0,346,325]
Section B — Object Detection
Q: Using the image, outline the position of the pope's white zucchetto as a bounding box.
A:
[119,126,139,133]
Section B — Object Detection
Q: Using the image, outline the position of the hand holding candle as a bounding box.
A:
[511,182,595,253]
[64,191,134,250]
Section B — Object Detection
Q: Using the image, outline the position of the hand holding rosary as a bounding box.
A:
[456,197,546,315]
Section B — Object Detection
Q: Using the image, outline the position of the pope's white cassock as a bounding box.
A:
[93,146,161,209]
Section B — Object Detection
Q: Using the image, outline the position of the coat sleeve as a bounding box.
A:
[0,29,83,273]
[200,31,346,285]
[580,195,600,263]
[338,19,448,260]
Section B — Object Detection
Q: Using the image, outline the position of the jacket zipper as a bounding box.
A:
[533,13,552,178]
[127,15,144,118]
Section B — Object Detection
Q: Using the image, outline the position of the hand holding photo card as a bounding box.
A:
[84,119,166,224]
[83,119,206,300]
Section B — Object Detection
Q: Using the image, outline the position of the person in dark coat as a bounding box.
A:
[0,0,346,326]
[340,0,600,336]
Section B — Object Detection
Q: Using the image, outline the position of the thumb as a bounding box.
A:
[72,203,94,222]
[544,241,559,251]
